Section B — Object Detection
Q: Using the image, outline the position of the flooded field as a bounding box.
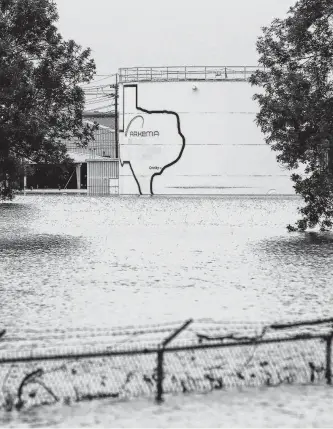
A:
[2,195,333,427]
[1,195,333,331]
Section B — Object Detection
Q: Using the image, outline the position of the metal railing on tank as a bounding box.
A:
[118,66,262,83]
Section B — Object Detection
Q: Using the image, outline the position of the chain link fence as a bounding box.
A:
[0,317,332,411]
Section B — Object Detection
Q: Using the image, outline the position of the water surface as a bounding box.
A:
[1,195,333,330]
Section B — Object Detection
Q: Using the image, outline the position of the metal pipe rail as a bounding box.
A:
[118,66,262,83]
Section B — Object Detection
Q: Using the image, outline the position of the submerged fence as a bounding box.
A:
[1,317,333,411]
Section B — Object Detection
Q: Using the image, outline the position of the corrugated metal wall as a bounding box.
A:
[65,128,116,159]
[89,128,116,159]
[87,160,119,195]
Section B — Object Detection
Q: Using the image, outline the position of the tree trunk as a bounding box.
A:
[328,139,333,175]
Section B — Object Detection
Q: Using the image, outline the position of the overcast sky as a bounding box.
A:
[55,0,296,75]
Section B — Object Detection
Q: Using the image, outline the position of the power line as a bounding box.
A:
[83,86,113,92]
[84,91,114,98]
[85,96,112,104]
[94,74,117,78]
[84,105,114,113]
[80,74,117,88]
[84,98,114,105]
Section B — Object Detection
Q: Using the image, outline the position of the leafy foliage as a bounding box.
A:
[250,0,333,231]
[0,0,97,199]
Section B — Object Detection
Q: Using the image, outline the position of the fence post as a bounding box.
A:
[155,319,193,403]
[156,347,164,403]
[326,334,332,385]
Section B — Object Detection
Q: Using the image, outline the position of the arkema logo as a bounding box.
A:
[125,115,160,138]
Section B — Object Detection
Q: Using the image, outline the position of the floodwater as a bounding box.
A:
[5,385,333,428]
[1,195,333,331]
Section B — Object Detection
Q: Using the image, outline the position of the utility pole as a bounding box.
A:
[110,76,119,159]
[114,74,119,159]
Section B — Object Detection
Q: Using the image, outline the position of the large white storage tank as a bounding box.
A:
[118,66,294,196]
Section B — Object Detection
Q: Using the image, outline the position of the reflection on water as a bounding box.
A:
[258,232,333,256]
[0,234,81,254]
[1,195,333,330]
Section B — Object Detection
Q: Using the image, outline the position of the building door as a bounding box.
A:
[109,178,119,195]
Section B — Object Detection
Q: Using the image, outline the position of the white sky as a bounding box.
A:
[55,0,296,75]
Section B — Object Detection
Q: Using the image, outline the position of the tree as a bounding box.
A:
[0,0,97,199]
[250,0,333,231]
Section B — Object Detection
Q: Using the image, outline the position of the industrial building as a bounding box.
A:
[54,66,296,196]
[65,111,118,194]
